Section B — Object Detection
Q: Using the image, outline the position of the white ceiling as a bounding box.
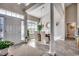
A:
[26,3,72,18]
[26,6,42,18]
[26,4,45,18]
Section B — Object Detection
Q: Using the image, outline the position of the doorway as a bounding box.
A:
[66,22,76,40]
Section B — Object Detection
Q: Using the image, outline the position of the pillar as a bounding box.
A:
[47,3,56,56]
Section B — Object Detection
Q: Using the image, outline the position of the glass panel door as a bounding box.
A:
[0,17,4,40]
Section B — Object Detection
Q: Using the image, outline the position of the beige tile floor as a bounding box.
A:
[7,39,79,56]
[8,39,48,56]
[55,40,79,56]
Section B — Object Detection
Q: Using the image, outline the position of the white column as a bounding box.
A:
[47,3,56,55]
[21,12,28,42]
[24,13,28,42]
[21,20,25,41]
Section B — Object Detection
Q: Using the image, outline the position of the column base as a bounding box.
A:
[48,51,56,56]
[43,51,56,56]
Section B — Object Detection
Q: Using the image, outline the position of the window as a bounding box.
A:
[16,14,21,18]
[11,12,17,17]
[6,10,12,16]
[0,8,24,19]
[21,21,25,40]
[0,9,6,14]
[27,20,37,39]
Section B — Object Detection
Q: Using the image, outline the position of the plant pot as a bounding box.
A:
[0,48,8,56]
[38,33,41,41]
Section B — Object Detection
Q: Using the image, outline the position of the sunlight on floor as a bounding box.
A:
[28,39,36,48]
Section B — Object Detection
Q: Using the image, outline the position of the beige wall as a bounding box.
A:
[65,3,77,23]
[65,4,77,37]
[77,4,79,27]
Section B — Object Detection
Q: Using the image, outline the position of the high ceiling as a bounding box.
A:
[0,3,35,15]
[26,3,72,18]
[18,3,36,11]
[26,3,45,18]
[0,3,72,17]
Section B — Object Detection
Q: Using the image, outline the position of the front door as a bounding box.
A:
[5,17,22,44]
[0,17,4,40]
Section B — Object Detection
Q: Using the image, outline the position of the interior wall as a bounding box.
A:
[65,3,77,38]
[77,4,79,28]
[54,3,65,41]
[76,3,79,35]
[65,3,77,23]
[40,4,50,34]
[40,3,65,40]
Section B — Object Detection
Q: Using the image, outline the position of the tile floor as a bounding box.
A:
[7,39,79,56]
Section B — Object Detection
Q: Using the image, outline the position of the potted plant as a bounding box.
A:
[0,40,14,56]
[37,23,43,41]
[25,29,30,43]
